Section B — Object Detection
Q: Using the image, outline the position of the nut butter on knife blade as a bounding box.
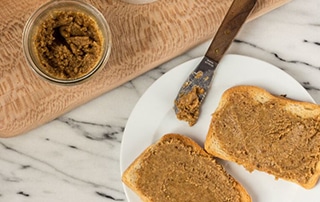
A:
[174,0,257,126]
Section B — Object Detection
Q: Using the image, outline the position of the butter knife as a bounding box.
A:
[174,0,257,126]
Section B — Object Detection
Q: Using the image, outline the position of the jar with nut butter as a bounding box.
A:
[23,0,112,85]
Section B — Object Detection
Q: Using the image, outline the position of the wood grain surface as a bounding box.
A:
[0,0,290,137]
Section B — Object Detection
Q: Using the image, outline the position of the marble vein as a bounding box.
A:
[234,39,320,70]
[57,116,124,143]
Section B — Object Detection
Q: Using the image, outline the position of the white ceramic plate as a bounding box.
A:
[120,54,318,202]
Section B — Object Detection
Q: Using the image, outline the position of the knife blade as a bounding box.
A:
[174,0,257,126]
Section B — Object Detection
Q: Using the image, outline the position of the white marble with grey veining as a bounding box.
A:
[1,0,320,201]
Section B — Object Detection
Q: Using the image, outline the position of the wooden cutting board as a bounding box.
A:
[0,0,290,137]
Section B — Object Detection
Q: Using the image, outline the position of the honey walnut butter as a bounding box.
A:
[213,91,320,185]
[135,138,242,202]
[175,86,205,126]
[33,10,104,80]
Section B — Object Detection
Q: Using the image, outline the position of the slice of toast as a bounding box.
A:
[122,133,251,202]
[204,85,320,189]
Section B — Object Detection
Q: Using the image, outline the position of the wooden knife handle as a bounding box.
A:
[205,0,257,62]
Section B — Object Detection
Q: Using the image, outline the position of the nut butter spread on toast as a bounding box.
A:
[205,85,320,189]
[122,134,251,202]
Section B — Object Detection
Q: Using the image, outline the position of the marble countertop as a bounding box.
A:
[1,0,320,201]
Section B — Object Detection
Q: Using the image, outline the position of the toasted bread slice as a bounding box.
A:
[122,133,251,202]
[204,85,320,189]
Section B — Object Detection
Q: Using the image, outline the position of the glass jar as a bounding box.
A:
[22,0,112,85]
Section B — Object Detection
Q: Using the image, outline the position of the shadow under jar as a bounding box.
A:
[23,0,112,85]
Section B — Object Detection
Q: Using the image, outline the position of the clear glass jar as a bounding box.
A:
[22,0,112,85]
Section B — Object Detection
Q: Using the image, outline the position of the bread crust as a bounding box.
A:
[122,133,252,202]
[205,85,320,189]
